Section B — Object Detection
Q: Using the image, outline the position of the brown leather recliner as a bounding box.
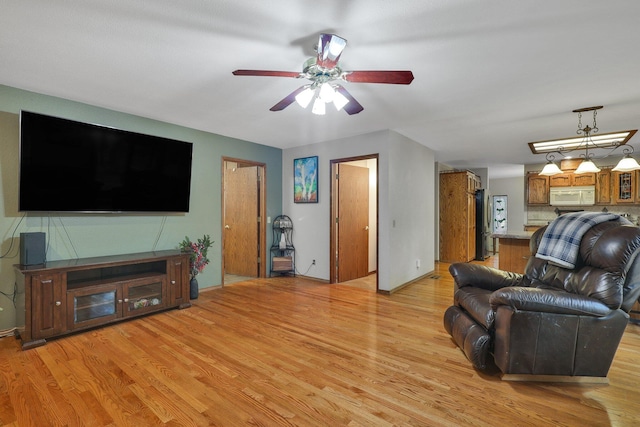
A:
[443,218,640,378]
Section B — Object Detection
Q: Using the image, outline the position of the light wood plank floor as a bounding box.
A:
[1,259,639,426]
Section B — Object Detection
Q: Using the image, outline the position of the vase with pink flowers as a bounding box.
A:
[178,234,212,299]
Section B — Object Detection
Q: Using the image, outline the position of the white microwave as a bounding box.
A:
[549,186,596,206]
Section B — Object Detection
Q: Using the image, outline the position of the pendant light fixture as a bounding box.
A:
[539,155,563,176]
[528,106,638,176]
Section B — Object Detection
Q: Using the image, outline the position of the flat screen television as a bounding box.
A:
[19,111,193,213]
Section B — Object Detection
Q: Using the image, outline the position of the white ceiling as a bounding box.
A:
[2,0,640,178]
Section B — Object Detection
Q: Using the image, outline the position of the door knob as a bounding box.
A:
[55,301,61,306]
[225,225,230,229]
[365,226,369,230]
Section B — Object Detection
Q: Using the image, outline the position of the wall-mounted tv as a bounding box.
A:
[19,111,193,213]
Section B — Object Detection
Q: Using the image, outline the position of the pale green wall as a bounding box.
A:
[0,85,282,331]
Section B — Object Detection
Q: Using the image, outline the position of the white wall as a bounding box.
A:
[282,130,435,292]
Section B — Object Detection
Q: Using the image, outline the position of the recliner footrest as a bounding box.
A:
[444,306,491,370]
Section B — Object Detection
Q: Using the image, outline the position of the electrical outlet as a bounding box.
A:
[312,259,316,265]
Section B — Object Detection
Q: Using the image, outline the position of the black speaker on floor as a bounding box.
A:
[20,232,46,266]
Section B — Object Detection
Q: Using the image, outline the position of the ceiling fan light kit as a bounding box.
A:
[529,106,639,176]
[232,33,414,115]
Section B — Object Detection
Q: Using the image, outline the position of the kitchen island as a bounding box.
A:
[491,231,535,274]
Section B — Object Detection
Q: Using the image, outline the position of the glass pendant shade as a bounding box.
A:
[311,97,326,115]
[318,83,335,103]
[295,87,315,108]
[574,159,601,174]
[332,90,350,111]
[539,161,563,176]
[612,155,640,172]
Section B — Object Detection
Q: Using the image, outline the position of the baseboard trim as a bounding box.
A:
[378,270,436,295]
[296,275,330,284]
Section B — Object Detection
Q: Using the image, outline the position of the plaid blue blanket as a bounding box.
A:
[535,212,627,268]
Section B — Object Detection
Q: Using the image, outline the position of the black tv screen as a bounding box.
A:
[19,111,193,213]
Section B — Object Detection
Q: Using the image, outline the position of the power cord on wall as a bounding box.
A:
[0,212,26,259]
[54,215,79,259]
[0,281,17,309]
[152,216,168,251]
[0,215,26,315]
[295,260,315,277]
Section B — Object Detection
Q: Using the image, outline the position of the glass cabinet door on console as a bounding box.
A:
[123,278,166,317]
[67,283,121,331]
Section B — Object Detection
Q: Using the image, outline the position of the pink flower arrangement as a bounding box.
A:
[179,235,212,277]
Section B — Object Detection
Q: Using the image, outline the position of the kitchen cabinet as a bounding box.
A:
[573,173,596,186]
[527,173,549,205]
[549,170,595,187]
[497,237,531,274]
[612,170,636,204]
[596,167,612,205]
[549,173,572,187]
[439,170,479,263]
[631,299,640,325]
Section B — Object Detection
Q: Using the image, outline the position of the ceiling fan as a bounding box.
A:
[232,33,414,115]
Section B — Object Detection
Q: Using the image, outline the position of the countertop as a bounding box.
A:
[490,231,535,240]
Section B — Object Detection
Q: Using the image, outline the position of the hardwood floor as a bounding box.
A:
[1,259,639,426]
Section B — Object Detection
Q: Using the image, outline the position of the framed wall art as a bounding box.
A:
[294,156,318,203]
[492,195,507,234]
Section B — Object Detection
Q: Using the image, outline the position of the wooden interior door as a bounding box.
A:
[337,163,369,282]
[224,163,259,277]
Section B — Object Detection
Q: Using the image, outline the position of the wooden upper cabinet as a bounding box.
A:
[527,173,549,205]
[596,168,612,205]
[612,170,636,204]
[549,168,595,187]
[549,173,572,187]
[573,173,596,186]
[466,173,480,193]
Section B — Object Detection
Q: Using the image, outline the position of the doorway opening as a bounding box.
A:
[221,158,267,285]
[330,154,379,291]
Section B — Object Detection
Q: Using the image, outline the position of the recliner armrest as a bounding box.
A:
[449,263,524,292]
[489,287,613,316]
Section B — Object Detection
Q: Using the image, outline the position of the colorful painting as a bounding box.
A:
[294,156,318,203]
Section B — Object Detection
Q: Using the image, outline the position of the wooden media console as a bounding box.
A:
[14,250,191,350]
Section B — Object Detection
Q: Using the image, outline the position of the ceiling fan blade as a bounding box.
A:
[316,33,347,69]
[269,86,308,111]
[233,70,301,78]
[343,70,414,85]
[334,85,363,115]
